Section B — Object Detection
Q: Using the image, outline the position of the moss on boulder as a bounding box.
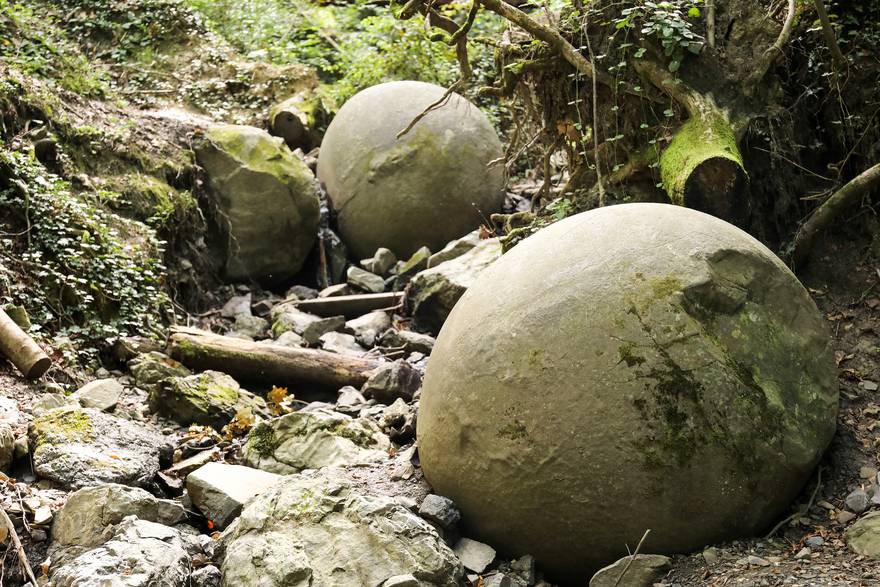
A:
[150,370,267,429]
[317,81,505,260]
[417,203,838,582]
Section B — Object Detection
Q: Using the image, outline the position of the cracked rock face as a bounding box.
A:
[219,472,463,587]
[317,80,505,260]
[417,203,838,581]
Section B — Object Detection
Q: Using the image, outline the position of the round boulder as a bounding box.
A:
[417,203,838,582]
[195,124,320,284]
[317,81,505,260]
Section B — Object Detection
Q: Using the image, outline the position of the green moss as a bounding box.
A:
[659,112,744,205]
[111,173,197,227]
[204,125,311,182]
[617,341,646,367]
[32,409,95,443]
[498,419,529,441]
[247,422,279,457]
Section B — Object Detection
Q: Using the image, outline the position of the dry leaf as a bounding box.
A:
[223,408,256,439]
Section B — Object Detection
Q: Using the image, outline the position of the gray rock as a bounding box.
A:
[428,231,481,268]
[319,283,351,297]
[383,575,419,587]
[405,238,502,333]
[589,554,672,587]
[29,407,164,489]
[221,294,252,318]
[251,297,277,317]
[287,285,319,300]
[242,408,391,474]
[32,393,79,417]
[191,565,223,587]
[345,311,392,347]
[847,511,880,558]
[454,537,495,573]
[72,378,123,412]
[319,331,366,357]
[186,462,281,528]
[379,329,436,355]
[394,246,431,289]
[130,351,192,388]
[805,535,824,548]
[0,424,13,471]
[846,488,870,514]
[195,124,320,284]
[361,360,422,403]
[220,472,463,586]
[336,386,368,415]
[509,555,536,584]
[272,308,344,344]
[52,483,186,548]
[271,330,305,347]
[0,395,21,426]
[483,574,513,587]
[348,266,386,294]
[49,517,193,587]
[419,494,461,530]
[363,247,398,277]
[380,398,416,442]
[233,314,270,339]
[150,371,267,429]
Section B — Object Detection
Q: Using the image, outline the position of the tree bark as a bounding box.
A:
[168,327,381,388]
[813,0,846,70]
[0,309,51,379]
[791,162,880,267]
[293,292,403,318]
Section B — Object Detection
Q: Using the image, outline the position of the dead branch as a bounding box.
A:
[0,507,38,586]
[707,0,716,48]
[791,162,880,267]
[813,0,846,70]
[746,0,796,92]
[613,529,652,587]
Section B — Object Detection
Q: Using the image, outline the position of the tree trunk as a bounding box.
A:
[0,309,51,379]
[168,327,381,388]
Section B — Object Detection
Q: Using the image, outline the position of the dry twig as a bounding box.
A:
[0,507,38,586]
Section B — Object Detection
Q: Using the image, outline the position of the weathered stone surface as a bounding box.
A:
[428,231,480,268]
[319,331,366,357]
[406,238,502,333]
[33,393,79,417]
[345,311,392,347]
[268,95,311,151]
[272,307,344,344]
[347,266,386,293]
[219,472,463,586]
[361,360,422,404]
[847,511,880,558]
[362,247,398,277]
[379,329,435,355]
[395,246,431,289]
[0,395,21,426]
[195,124,320,284]
[233,314,270,339]
[454,538,495,573]
[272,330,305,347]
[130,351,192,388]
[49,517,193,587]
[0,424,13,471]
[221,294,252,318]
[419,494,461,530]
[187,462,281,528]
[336,386,368,415]
[150,371,267,429]
[30,408,165,489]
[53,483,186,548]
[72,378,123,412]
[318,81,505,260]
[192,565,223,587]
[589,554,672,587]
[418,204,838,579]
[242,408,391,474]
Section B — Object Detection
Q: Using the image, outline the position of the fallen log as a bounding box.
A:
[0,309,51,379]
[293,292,403,318]
[168,327,380,388]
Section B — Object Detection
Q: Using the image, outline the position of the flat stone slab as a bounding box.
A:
[187,462,282,528]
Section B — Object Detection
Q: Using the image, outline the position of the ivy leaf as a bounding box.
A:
[669,59,681,72]
[688,6,701,18]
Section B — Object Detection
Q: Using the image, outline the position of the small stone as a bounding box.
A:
[510,555,536,584]
[191,565,222,587]
[483,574,512,587]
[336,386,368,415]
[861,380,879,391]
[72,378,123,412]
[418,494,461,529]
[29,528,48,543]
[846,488,870,514]
[272,331,305,347]
[32,393,79,417]
[846,511,880,557]
[379,329,436,355]
[233,314,270,339]
[860,466,879,480]
[838,510,857,524]
[348,266,386,293]
[361,360,422,404]
[428,231,480,268]
[187,462,282,528]
[454,537,496,573]
[345,311,392,347]
[794,546,811,559]
[318,283,351,298]
[805,535,824,548]
[589,554,672,587]
[747,555,770,567]
[363,247,398,277]
[382,574,419,587]
[221,294,252,318]
[702,547,719,565]
[251,298,276,317]
[319,331,366,357]
[394,246,431,289]
[287,285,319,300]
[302,315,346,345]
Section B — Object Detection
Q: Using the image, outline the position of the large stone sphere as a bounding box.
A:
[317,81,505,260]
[417,203,838,583]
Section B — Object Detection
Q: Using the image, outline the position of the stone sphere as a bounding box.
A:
[417,203,838,583]
[317,81,505,260]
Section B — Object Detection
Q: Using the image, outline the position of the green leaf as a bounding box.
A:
[688,6,701,18]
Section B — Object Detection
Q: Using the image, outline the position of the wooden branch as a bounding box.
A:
[613,529,652,587]
[813,0,846,70]
[168,327,381,388]
[791,162,880,267]
[746,0,796,92]
[293,292,403,318]
[707,0,716,48]
[0,507,38,586]
[0,309,51,379]
[630,55,704,115]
